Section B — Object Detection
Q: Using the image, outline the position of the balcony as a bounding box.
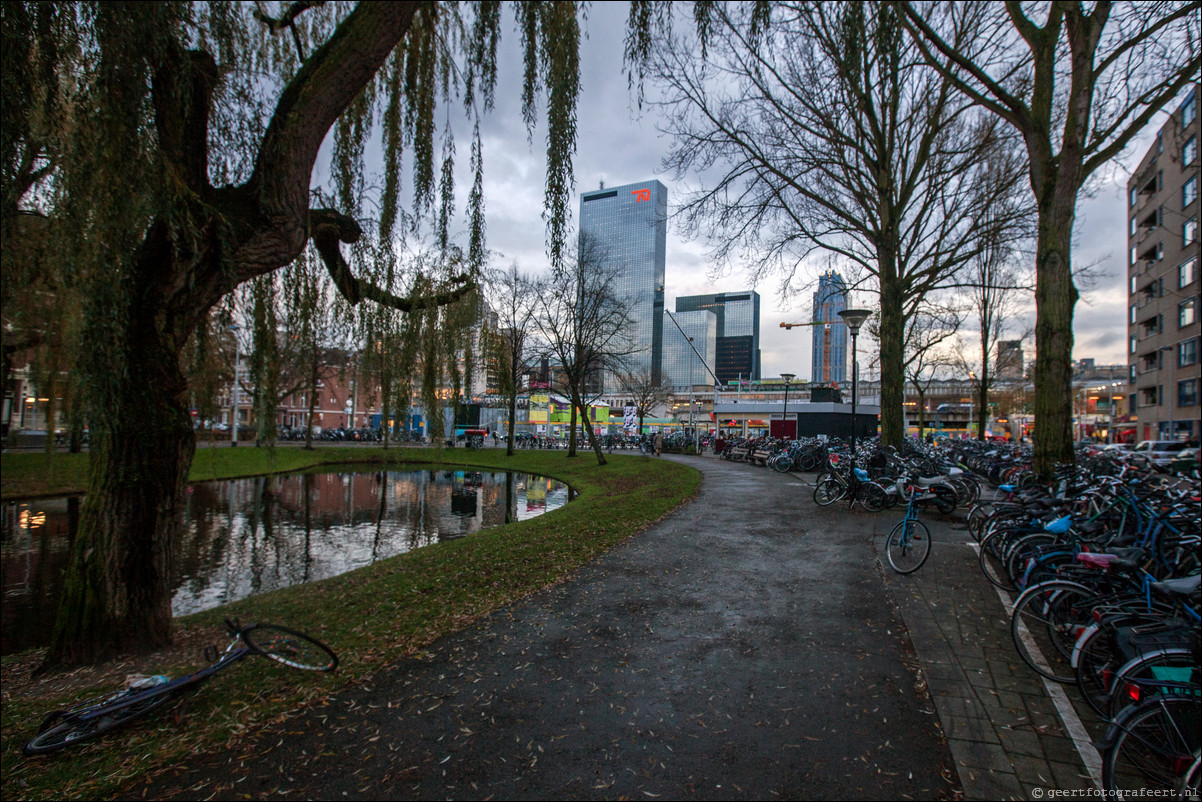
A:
[1136,163,1159,198]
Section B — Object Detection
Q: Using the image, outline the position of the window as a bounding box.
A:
[1130,246,1138,266]
[1179,379,1198,408]
[1180,298,1197,328]
[1129,364,1138,383]
[1182,258,1198,289]
[1130,334,1139,354]
[1131,274,1139,295]
[1130,187,1139,207]
[1187,217,1198,248]
[1185,135,1197,165]
[1130,216,1138,237]
[1130,304,1138,324]
[1184,90,1197,126]
[1180,338,1199,367]
[1185,176,1198,208]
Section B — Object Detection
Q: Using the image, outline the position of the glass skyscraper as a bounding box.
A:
[580,180,667,388]
[675,291,761,384]
[811,271,848,384]
[662,310,717,389]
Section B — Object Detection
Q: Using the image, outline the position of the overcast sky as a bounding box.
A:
[409,3,1174,382]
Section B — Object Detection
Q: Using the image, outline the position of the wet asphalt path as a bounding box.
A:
[130,455,957,800]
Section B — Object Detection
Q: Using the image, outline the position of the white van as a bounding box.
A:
[1131,440,1192,467]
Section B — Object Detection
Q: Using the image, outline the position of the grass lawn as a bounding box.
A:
[1,445,700,800]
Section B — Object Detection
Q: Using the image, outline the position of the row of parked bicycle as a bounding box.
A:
[960,441,1199,797]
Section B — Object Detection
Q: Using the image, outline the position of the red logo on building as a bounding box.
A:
[632,188,651,202]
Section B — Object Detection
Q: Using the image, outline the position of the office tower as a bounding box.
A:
[812,271,849,384]
[580,180,668,389]
[662,310,718,389]
[996,340,1025,380]
[675,291,762,384]
[1126,84,1199,443]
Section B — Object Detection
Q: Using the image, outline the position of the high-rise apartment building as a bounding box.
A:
[811,271,849,384]
[1126,85,1199,443]
[580,180,668,390]
[662,310,718,389]
[675,291,761,384]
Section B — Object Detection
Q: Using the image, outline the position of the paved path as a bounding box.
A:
[128,454,1099,800]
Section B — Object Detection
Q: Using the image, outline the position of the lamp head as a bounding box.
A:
[838,308,872,335]
[781,372,795,384]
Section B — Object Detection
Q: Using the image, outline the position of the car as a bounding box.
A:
[1102,443,1133,453]
[1131,440,1193,467]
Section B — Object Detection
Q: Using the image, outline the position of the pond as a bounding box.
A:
[1,466,573,655]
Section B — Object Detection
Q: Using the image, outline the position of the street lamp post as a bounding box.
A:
[1108,380,1122,444]
[838,309,873,484]
[688,336,695,451]
[781,373,795,439]
[969,371,977,440]
[228,324,241,447]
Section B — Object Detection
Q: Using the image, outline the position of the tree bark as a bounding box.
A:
[44,296,195,667]
[878,267,906,447]
[1032,195,1079,477]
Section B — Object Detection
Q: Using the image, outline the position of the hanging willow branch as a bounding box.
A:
[309,208,475,311]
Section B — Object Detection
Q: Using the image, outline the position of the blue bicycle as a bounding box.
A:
[886,485,933,573]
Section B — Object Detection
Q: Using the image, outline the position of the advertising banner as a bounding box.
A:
[529,394,550,424]
[623,405,637,434]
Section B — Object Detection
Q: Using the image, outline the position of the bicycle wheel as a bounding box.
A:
[1102,695,1202,797]
[22,690,176,755]
[813,478,846,507]
[1075,623,1119,716]
[242,625,338,672]
[886,519,931,574]
[978,529,1017,590]
[1106,647,1197,720]
[856,482,887,512]
[1009,580,1097,683]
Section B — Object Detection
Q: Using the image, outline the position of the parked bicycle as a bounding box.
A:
[885,484,933,574]
[22,618,338,755]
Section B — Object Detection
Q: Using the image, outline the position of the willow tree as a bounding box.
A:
[901,1,1201,476]
[627,1,1029,447]
[7,1,587,670]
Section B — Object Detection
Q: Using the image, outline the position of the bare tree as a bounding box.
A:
[902,302,963,440]
[901,0,1201,475]
[489,261,541,456]
[631,2,1029,447]
[958,225,1033,442]
[537,234,639,464]
[619,368,673,436]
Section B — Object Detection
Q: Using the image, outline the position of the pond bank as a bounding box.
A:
[1,449,700,801]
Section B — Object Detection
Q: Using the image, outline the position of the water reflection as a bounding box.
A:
[1,467,573,655]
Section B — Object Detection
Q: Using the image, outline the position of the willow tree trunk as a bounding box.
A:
[878,269,906,448]
[1032,196,1079,477]
[45,301,195,667]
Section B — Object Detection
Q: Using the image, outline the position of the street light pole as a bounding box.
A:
[781,373,795,439]
[838,309,872,485]
[688,336,695,451]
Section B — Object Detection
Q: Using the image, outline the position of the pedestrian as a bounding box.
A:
[492,431,498,447]
[654,430,663,457]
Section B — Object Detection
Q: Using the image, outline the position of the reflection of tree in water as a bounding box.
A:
[2,469,575,651]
